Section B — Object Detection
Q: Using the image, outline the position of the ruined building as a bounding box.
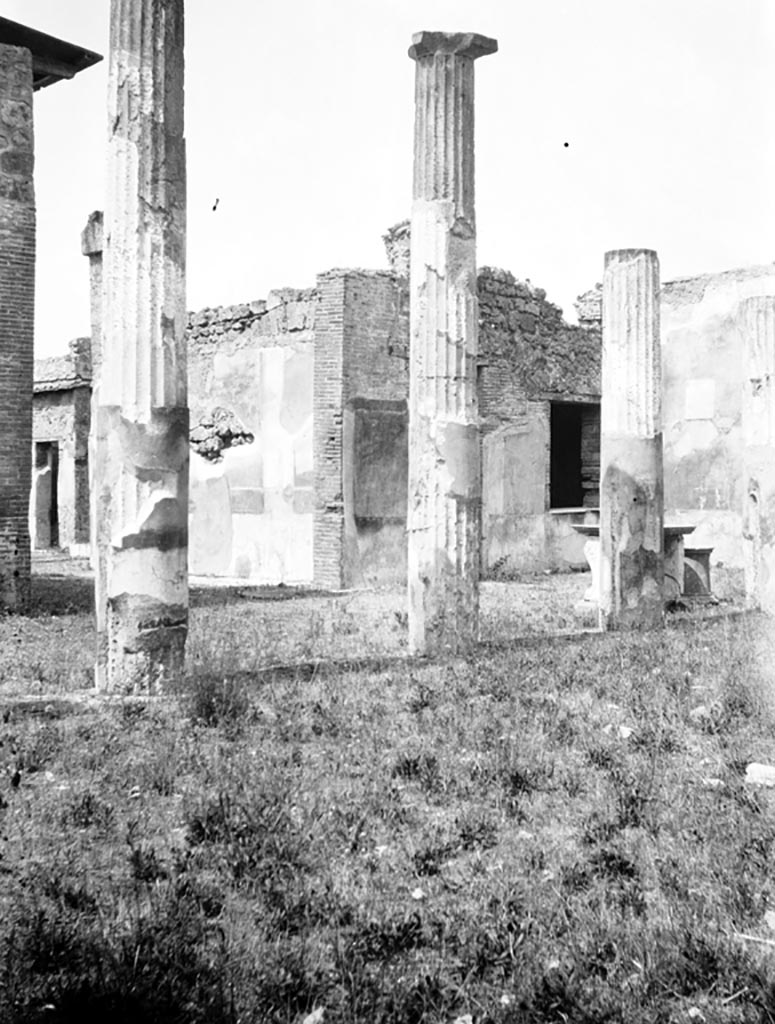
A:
[0,17,100,609]
[30,215,775,588]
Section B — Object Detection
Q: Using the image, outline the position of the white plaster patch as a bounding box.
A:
[108,546,187,604]
[684,378,715,420]
[668,420,719,460]
[230,512,313,584]
[260,347,295,490]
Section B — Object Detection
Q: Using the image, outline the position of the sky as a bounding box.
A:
[3,0,774,358]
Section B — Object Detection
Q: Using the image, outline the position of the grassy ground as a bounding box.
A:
[3,568,775,1022]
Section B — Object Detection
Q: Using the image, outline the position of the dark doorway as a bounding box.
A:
[550,402,600,509]
[33,441,59,549]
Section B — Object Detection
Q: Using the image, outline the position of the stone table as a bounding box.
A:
[574,522,695,607]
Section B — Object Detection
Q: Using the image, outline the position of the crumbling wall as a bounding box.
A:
[313,264,603,584]
[477,267,601,575]
[189,406,254,462]
[187,291,315,582]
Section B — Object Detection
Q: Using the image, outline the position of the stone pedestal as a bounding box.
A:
[599,249,664,629]
[0,44,34,611]
[406,31,496,656]
[96,0,187,693]
[740,296,775,613]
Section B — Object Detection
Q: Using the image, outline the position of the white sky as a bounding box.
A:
[3,0,774,357]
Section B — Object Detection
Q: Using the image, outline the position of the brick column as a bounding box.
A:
[406,31,496,655]
[313,270,347,590]
[0,45,34,611]
[740,296,775,613]
[599,249,664,629]
[96,0,187,693]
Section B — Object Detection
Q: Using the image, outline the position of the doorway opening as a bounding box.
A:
[32,441,59,549]
[550,402,600,508]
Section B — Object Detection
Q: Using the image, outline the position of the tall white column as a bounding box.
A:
[407,31,496,655]
[599,249,664,630]
[96,0,188,692]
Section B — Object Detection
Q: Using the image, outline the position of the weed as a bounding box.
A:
[186,673,250,729]
[60,791,115,833]
[15,722,63,773]
[0,871,233,1023]
[412,839,457,876]
[346,911,428,961]
[458,808,500,851]
[391,750,441,793]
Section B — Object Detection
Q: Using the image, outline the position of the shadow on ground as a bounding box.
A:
[29,574,334,618]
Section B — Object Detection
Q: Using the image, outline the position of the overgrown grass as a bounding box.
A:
[2,569,774,1021]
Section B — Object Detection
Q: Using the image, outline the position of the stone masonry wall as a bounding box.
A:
[0,45,35,608]
[478,267,601,412]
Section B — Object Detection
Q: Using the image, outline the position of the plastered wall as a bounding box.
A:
[187,294,314,583]
[661,265,775,566]
[32,340,91,552]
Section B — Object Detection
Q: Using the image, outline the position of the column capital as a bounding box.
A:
[409,31,497,62]
[605,248,658,267]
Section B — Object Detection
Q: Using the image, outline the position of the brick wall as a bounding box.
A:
[0,45,34,609]
[342,271,409,405]
[580,404,601,507]
[341,272,409,586]
[312,270,410,588]
[313,272,347,589]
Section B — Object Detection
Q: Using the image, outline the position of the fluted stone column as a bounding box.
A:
[599,249,664,629]
[96,0,187,693]
[0,45,34,611]
[406,31,497,656]
[740,296,775,613]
